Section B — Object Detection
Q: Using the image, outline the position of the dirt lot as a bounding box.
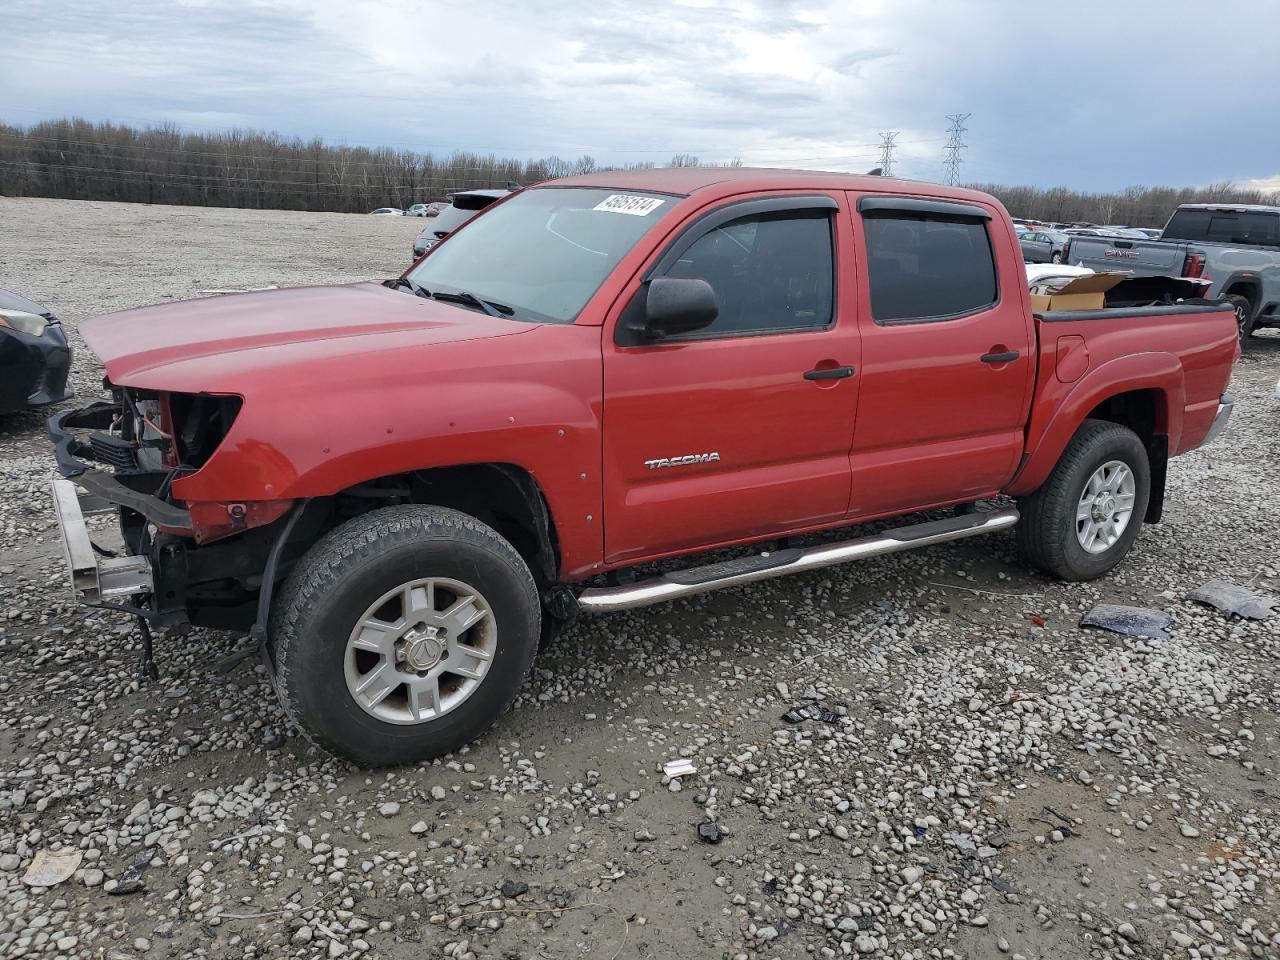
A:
[1,196,1278,960]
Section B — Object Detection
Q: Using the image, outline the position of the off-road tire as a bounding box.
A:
[1225,294,1257,341]
[270,505,539,766]
[1017,419,1150,581]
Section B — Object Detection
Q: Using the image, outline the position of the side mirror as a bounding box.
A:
[643,277,718,339]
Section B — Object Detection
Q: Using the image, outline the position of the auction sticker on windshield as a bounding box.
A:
[593,194,665,216]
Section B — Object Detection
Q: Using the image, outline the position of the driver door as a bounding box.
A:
[601,194,862,565]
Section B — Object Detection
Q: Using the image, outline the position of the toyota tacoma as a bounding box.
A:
[49,169,1239,765]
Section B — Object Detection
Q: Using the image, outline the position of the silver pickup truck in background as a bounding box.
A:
[1063,203,1280,341]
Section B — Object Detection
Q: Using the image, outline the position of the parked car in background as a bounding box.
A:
[1131,227,1162,239]
[0,289,73,415]
[49,168,1238,765]
[407,203,445,218]
[1064,227,1128,239]
[1102,226,1153,239]
[1064,203,1280,340]
[370,208,404,216]
[412,188,516,258]
[1020,229,1069,263]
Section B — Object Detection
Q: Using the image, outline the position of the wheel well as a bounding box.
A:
[1087,389,1158,442]
[1222,281,1259,311]
[335,464,561,586]
[1085,390,1167,523]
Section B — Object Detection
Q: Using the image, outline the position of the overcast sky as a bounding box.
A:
[5,0,1278,192]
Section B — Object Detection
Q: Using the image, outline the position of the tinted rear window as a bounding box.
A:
[1163,209,1280,247]
[863,214,998,322]
[427,203,481,235]
[453,192,503,211]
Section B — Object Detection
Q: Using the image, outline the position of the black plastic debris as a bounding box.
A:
[499,879,529,898]
[1080,604,1170,641]
[108,846,156,895]
[1184,580,1276,621]
[782,703,842,724]
[696,821,724,844]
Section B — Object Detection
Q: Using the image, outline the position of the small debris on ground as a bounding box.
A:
[662,758,696,779]
[1080,603,1171,640]
[106,846,156,895]
[1184,579,1276,620]
[781,702,842,724]
[697,821,724,844]
[21,848,82,888]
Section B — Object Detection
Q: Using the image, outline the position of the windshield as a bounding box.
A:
[407,187,676,323]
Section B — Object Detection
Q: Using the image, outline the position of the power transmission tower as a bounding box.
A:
[877,131,899,178]
[942,113,971,186]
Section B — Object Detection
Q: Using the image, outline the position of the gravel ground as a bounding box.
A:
[1,195,1279,960]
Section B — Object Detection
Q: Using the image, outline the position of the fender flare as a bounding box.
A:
[1217,272,1262,309]
[1007,352,1183,497]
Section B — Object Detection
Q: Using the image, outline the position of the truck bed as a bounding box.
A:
[1007,300,1238,498]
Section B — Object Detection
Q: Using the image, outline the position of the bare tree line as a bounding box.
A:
[972,181,1279,228]
[0,119,643,212]
[1,118,1275,225]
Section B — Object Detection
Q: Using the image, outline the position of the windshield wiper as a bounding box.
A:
[430,290,514,317]
[384,276,432,298]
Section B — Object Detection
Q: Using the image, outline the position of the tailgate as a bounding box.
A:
[1068,236,1188,275]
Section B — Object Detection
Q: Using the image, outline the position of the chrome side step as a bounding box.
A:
[577,508,1020,613]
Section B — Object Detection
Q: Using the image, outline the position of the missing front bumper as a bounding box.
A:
[51,477,154,603]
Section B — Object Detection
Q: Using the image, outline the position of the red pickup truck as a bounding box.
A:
[50,169,1238,765]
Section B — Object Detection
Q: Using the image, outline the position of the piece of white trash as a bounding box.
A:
[662,759,696,778]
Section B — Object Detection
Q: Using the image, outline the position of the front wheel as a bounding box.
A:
[1017,419,1150,581]
[270,505,540,766]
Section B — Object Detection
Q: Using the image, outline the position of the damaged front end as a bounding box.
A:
[48,385,292,631]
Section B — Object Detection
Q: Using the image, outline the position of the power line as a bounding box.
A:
[942,113,971,187]
[877,131,899,178]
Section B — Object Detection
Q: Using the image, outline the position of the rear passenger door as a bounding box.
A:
[845,195,1035,517]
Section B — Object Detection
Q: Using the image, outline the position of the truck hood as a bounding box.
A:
[82,282,532,386]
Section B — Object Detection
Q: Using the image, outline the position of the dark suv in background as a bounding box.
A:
[412,188,517,258]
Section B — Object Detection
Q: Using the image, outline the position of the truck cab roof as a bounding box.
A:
[1174,203,1280,214]
[544,167,997,206]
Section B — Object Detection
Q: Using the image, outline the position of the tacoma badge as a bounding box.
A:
[644,452,721,470]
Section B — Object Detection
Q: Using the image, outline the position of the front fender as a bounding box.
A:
[168,324,606,577]
[1006,351,1182,497]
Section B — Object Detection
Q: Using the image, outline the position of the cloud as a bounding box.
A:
[2,0,1279,190]
[1238,174,1280,194]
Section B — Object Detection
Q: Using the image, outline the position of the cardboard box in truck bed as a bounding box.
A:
[1029,272,1128,312]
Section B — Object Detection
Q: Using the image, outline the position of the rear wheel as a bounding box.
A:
[1225,293,1256,341]
[1017,419,1150,581]
[1050,251,1062,264]
[270,505,540,765]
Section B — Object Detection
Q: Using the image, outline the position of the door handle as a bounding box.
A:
[980,351,1019,365]
[804,365,856,381]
